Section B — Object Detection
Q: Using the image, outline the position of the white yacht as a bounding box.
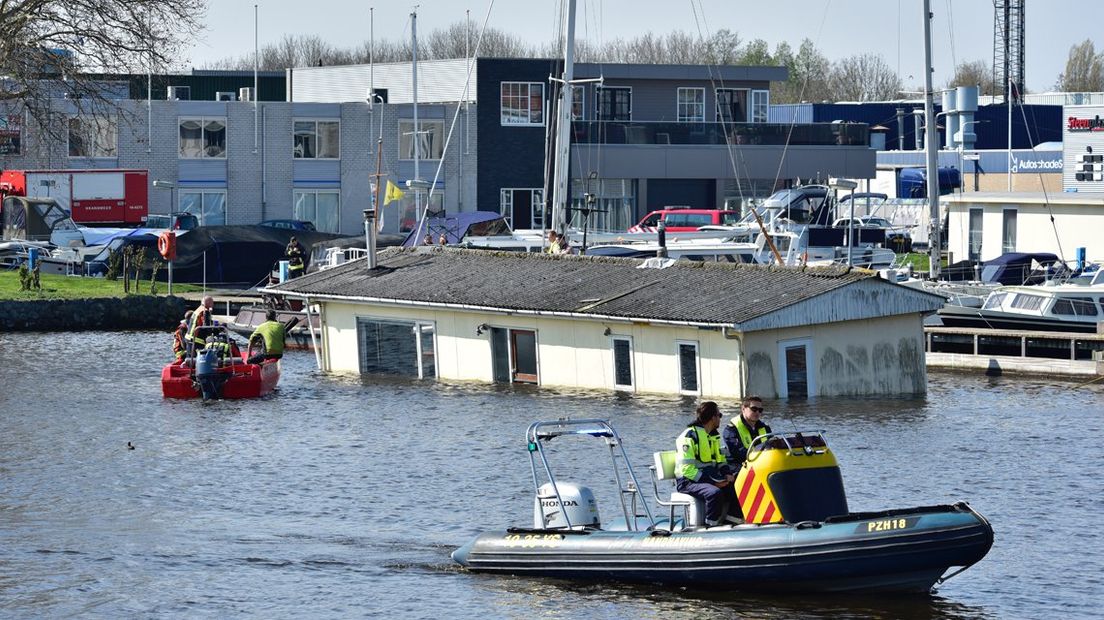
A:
[937,269,1104,333]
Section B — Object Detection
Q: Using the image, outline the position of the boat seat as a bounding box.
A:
[650,450,705,529]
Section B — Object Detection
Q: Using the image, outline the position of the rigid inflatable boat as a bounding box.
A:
[452,419,993,593]
[161,326,280,400]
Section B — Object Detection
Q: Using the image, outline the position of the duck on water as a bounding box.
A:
[451,419,993,594]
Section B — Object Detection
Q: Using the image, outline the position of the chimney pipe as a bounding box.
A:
[363,209,378,269]
[656,219,668,258]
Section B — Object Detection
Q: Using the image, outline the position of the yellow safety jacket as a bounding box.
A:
[675,425,726,482]
[250,320,286,357]
[188,307,212,346]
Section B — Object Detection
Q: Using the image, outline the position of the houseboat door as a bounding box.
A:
[778,338,814,399]
[489,327,539,384]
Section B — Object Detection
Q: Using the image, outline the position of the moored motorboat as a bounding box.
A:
[161,326,280,400]
[451,419,993,593]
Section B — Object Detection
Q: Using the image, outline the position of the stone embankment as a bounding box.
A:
[0,296,188,332]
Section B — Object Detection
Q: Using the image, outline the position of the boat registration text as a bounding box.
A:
[861,518,915,533]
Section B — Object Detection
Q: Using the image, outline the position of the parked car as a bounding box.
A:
[832,216,912,253]
[628,208,741,233]
[145,212,200,230]
[260,219,317,232]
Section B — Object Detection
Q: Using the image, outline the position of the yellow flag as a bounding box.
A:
[384,180,405,206]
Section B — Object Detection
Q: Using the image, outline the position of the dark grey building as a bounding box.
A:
[290,58,875,232]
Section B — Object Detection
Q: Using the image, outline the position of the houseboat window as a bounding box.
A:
[677,341,700,394]
[612,336,634,390]
[779,339,813,399]
[1010,294,1044,311]
[1052,297,1099,316]
[490,327,539,384]
[356,318,436,378]
[983,292,1008,310]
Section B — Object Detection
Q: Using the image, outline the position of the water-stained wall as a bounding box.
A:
[743,313,927,398]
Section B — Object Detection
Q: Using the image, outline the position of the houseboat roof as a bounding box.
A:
[263,247,945,331]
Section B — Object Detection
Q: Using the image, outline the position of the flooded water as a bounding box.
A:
[1,330,1102,619]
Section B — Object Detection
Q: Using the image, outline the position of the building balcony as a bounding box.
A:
[570,121,870,147]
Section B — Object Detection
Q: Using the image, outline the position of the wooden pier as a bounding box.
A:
[925,326,1104,376]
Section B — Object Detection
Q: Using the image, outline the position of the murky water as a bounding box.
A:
[1,331,1101,619]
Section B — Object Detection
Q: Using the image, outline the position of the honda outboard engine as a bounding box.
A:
[534,482,600,530]
[194,348,228,401]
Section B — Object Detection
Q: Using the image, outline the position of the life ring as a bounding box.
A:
[158,231,177,260]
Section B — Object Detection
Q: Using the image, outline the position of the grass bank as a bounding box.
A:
[0,271,205,300]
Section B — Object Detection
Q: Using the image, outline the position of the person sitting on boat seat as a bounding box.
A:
[203,334,233,365]
[172,310,194,361]
[546,230,564,254]
[247,309,287,364]
[675,401,737,527]
[723,396,772,468]
[722,395,772,471]
[188,296,215,349]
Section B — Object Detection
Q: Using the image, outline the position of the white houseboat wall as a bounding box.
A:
[264,247,945,399]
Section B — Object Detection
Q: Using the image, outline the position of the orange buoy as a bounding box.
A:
[158,231,177,261]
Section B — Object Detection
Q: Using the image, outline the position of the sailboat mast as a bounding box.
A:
[550,0,577,234]
[411,10,422,217]
[923,0,941,280]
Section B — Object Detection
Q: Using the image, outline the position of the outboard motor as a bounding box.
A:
[534,482,600,530]
[734,432,848,524]
[193,347,228,401]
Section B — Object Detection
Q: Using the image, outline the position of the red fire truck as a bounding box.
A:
[0,169,148,226]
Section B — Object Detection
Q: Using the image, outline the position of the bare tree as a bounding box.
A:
[1056,39,1104,92]
[948,59,996,95]
[828,53,902,102]
[0,0,204,146]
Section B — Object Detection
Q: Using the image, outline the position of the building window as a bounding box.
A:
[356,318,436,379]
[68,115,117,158]
[677,340,700,394]
[500,82,545,126]
[293,119,339,159]
[180,190,226,226]
[489,327,539,384]
[179,117,226,158]
[1002,209,1017,254]
[0,114,22,155]
[293,190,340,233]
[716,88,748,123]
[399,120,444,160]
[596,87,632,121]
[751,90,770,123]
[571,85,585,120]
[968,208,984,261]
[500,188,544,229]
[612,336,634,390]
[677,87,705,123]
[569,178,635,233]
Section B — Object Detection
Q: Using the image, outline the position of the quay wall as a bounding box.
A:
[0,296,188,332]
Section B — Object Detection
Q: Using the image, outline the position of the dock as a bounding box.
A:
[925,326,1104,376]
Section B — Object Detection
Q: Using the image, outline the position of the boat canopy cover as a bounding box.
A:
[980,252,1060,285]
[402,211,512,247]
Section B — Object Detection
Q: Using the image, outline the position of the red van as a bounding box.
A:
[628,208,741,233]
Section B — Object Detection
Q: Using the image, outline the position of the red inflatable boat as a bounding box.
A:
[162,327,280,400]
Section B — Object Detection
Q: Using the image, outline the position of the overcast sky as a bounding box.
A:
[187,0,1101,92]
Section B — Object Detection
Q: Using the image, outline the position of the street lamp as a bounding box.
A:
[831,179,858,267]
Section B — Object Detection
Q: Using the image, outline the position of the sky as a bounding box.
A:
[187,0,1102,93]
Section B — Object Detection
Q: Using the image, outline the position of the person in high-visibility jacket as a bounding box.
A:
[675,401,737,527]
[188,295,215,348]
[172,310,194,361]
[247,309,286,364]
[722,395,772,470]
